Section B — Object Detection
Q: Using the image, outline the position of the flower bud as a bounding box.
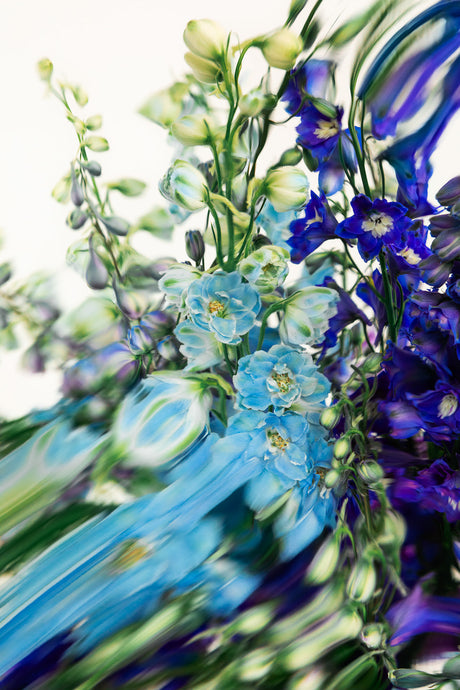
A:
[324,468,341,489]
[361,352,382,374]
[280,286,338,347]
[37,57,53,81]
[80,160,102,176]
[279,147,303,166]
[86,242,109,290]
[183,19,228,61]
[357,461,384,485]
[171,114,217,147]
[346,556,376,602]
[140,310,175,339]
[71,176,84,207]
[67,208,88,230]
[139,87,184,128]
[127,324,155,355]
[239,88,269,117]
[0,262,12,286]
[263,166,309,213]
[388,669,441,688]
[320,405,341,429]
[158,263,202,306]
[160,160,208,211]
[185,52,222,83]
[238,245,289,294]
[306,531,342,584]
[333,437,350,459]
[376,509,406,551]
[436,175,460,207]
[252,233,272,250]
[185,229,205,263]
[157,335,181,361]
[260,28,303,70]
[360,623,385,649]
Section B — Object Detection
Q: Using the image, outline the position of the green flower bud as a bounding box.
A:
[185,52,222,83]
[239,88,269,117]
[320,405,341,429]
[388,669,441,688]
[324,468,341,489]
[183,19,228,61]
[0,262,12,286]
[66,208,88,230]
[86,240,109,290]
[238,245,289,294]
[160,160,208,211]
[333,437,350,459]
[261,28,303,70]
[279,147,303,166]
[37,57,53,81]
[171,114,217,147]
[360,623,386,649]
[138,87,184,128]
[263,166,309,212]
[239,649,273,682]
[361,352,382,374]
[185,230,205,264]
[376,509,406,551]
[306,531,342,584]
[280,286,338,347]
[346,556,376,602]
[230,603,275,635]
[357,461,384,485]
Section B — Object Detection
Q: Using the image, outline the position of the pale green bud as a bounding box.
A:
[37,57,53,81]
[239,88,269,117]
[238,245,289,294]
[361,352,383,374]
[333,437,350,459]
[279,147,303,166]
[388,669,441,688]
[324,468,342,489]
[263,166,309,213]
[376,509,406,551]
[306,531,342,584]
[346,556,377,602]
[183,19,228,61]
[185,52,222,83]
[231,603,275,635]
[239,649,273,682]
[171,114,217,147]
[280,286,338,347]
[360,623,386,649]
[261,28,303,70]
[357,461,384,484]
[160,160,208,211]
[320,405,341,429]
[282,608,362,670]
[138,88,184,129]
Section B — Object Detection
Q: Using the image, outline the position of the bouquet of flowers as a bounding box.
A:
[1,0,460,687]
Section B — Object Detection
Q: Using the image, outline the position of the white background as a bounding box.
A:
[0,0,459,418]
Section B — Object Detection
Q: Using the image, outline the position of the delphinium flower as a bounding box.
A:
[335,194,412,261]
[288,191,338,263]
[238,245,289,294]
[174,319,224,371]
[233,344,330,415]
[186,271,261,345]
[280,285,338,348]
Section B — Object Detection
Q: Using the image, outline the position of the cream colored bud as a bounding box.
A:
[261,28,303,70]
[239,88,268,117]
[263,166,309,212]
[185,52,222,83]
[184,19,228,61]
[171,114,216,147]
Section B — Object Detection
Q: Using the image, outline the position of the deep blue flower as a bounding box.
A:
[320,280,372,350]
[283,59,335,114]
[335,195,411,261]
[288,192,338,263]
[233,344,330,416]
[186,271,261,345]
[296,103,344,161]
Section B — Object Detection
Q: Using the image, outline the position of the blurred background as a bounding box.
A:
[0,0,459,417]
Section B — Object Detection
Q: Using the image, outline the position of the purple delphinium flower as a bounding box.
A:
[283,59,335,114]
[296,103,344,161]
[335,194,411,261]
[288,192,338,262]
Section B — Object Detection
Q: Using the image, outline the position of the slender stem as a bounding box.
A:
[379,249,397,342]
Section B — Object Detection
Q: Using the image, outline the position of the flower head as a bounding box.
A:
[238,245,289,294]
[186,271,261,345]
[288,191,338,263]
[280,286,338,348]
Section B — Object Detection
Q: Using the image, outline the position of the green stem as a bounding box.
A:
[379,249,397,342]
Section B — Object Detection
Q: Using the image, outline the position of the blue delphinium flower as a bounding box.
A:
[288,191,338,263]
[283,59,335,114]
[186,271,261,345]
[335,194,412,261]
[256,201,301,252]
[296,103,344,161]
[233,344,330,416]
[174,319,223,371]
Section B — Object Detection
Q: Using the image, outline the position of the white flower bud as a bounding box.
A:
[239,88,269,117]
[171,114,218,147]
[160,160,208,211]
[183,19,228,61]
[263,166,309,212]
[261,28,303,70]
[185,52,222,83]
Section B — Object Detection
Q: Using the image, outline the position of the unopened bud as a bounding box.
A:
[306,531,342,584]
[279,147,303,166]
[183,19,228,61]
[67,208,88,230]
[185,229,205,263]
[140,310,175,339]
[436,176,460,208]
[357,461,384,485]
[171,114,217,147]
[127,324,155,355]
[320,405,341,429]
[185,52,222,83]
[157,335,181,361]
[346,556,376,602]
[239,88,268,117]
[260,28,303,70]
[324,468,341,489]
[0,262,12,286]
[160,160,208,211]
[263,166,309,213]
[71,177,84,207]
[361,352,382,374]
[252,233,272,250]
[80,160,102,176]
[37,58,53,81]
[333,437,350,459]
[86,242,109,290]
[388,669,440,688]
[360,623,385,649]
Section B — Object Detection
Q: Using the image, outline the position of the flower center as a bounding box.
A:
[267,429,289,451]
[314,119,339,140]
[361,212,393,238]
[271,371,294,393]
[397,247,421,265]
[438,393,458,419]
[208,299,225,316]
[112,539,150,571]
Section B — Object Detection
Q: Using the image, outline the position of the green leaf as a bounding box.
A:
[107,178,147,197]
[51,174,71,203]
[135,206,174,239]
[84,136,109,152]
[71,84,88,107]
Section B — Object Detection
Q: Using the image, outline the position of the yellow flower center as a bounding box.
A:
[314,119,339,140]
[208,299,225,316]
[267,429,289,450]
[438,393,458,419]
[362,213,393,238]
[272,371,293,393]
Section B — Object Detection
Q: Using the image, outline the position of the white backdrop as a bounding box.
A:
[0,0,459,418]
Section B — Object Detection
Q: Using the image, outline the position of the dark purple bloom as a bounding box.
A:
[296,103,343,161]
[320,280,372,350]
[288,192,337,262]
[388,582,460,645]
[317,128,359,196]
[335,195,411,261]
[283,59,335,114]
